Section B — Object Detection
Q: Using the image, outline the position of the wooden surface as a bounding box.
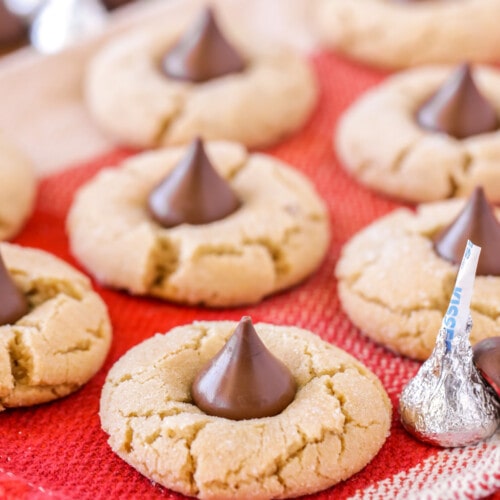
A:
[0,0,318,176]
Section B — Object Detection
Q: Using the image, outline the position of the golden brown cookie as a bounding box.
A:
[100,320,391,499]
[335,198,500,360]
[67,141,330,307]
[0,134,36,240]
[85,9,317,148]
[0,243,112,410]
[313,0,500,69]
[336,65,500,203]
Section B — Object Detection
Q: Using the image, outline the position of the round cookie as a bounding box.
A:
[0,242,112,410]
[336,65,500,203]
[100,320,391,499]
[84,11,317,149]
[335,198,500,361]
[67,141,330,307]
[313,0,500,69]
[0,134,36,240]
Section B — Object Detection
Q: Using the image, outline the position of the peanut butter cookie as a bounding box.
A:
[314,0,500,69]
[335,195,500,360]
[85,8,317,148]
[0,134,35,240]
[336,65,500,202]
[0,243,112,410]
[100,320,391,499]
[67,141,330,307]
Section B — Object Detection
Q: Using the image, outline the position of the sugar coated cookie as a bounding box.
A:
[100,320,391,499]
[67,141,330,307]
[0,243,112,410]
[336,64,500,203]
[0,134,36,240]
[85,7,317,148]
[335,193,500,360]
[313,0,500,69]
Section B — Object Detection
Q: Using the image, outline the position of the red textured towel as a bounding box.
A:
[1,53,499,500]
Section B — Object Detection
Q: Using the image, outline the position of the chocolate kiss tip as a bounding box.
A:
[191,317,297,420]
[161,5,246,83]
[0,251,28,326]
[433,186,500,276]
[416,64,498,139]
[147,138,240,228]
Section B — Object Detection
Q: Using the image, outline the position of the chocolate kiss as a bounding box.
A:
[0,2,27,45]
[433,186,500,275]
[416,64,498,139]
[161,6,246,83]
[0,251,28,325]
[147,138,241,228]
[191,317,297,420]
[473,337,500,397]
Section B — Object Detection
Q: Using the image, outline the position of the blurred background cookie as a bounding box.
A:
[0,132,36,240]
[313,0,500,69]
[84,6,318,148]
[336,64,500,203]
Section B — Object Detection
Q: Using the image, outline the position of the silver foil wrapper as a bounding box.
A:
[30,0,107,54]
[399,241,500,447]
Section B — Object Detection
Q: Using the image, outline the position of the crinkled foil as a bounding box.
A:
[30,0,107,54]
[399,241,500,447]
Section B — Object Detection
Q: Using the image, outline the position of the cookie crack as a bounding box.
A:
[152,106,183,147]
[389,143,414,174]
[301,342,315,378]
[108,327,209,387]
[184,421,210,496]
[243,226,301,279]
[313,362,363,380]
[347,271,453,318]
[85,321,107,340]
[53,339,92,356]
[269,168,328,221]
[148,237,180,290]
[8,330,30,383]
[24,279,84,307]
[118,404,194,420]
[0,215,10,233]
[274,424,337,490]
[192,245,244,259]
[449,151,473,198]
[470,304,500,323]
[123,418,134,453]
[326,376,387,432]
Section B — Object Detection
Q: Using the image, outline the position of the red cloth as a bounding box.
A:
[1,53,499,500]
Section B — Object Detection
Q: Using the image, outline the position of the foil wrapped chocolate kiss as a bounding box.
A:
[191,317,297,420]
[400,241,500,447]
[473,337,500,398]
